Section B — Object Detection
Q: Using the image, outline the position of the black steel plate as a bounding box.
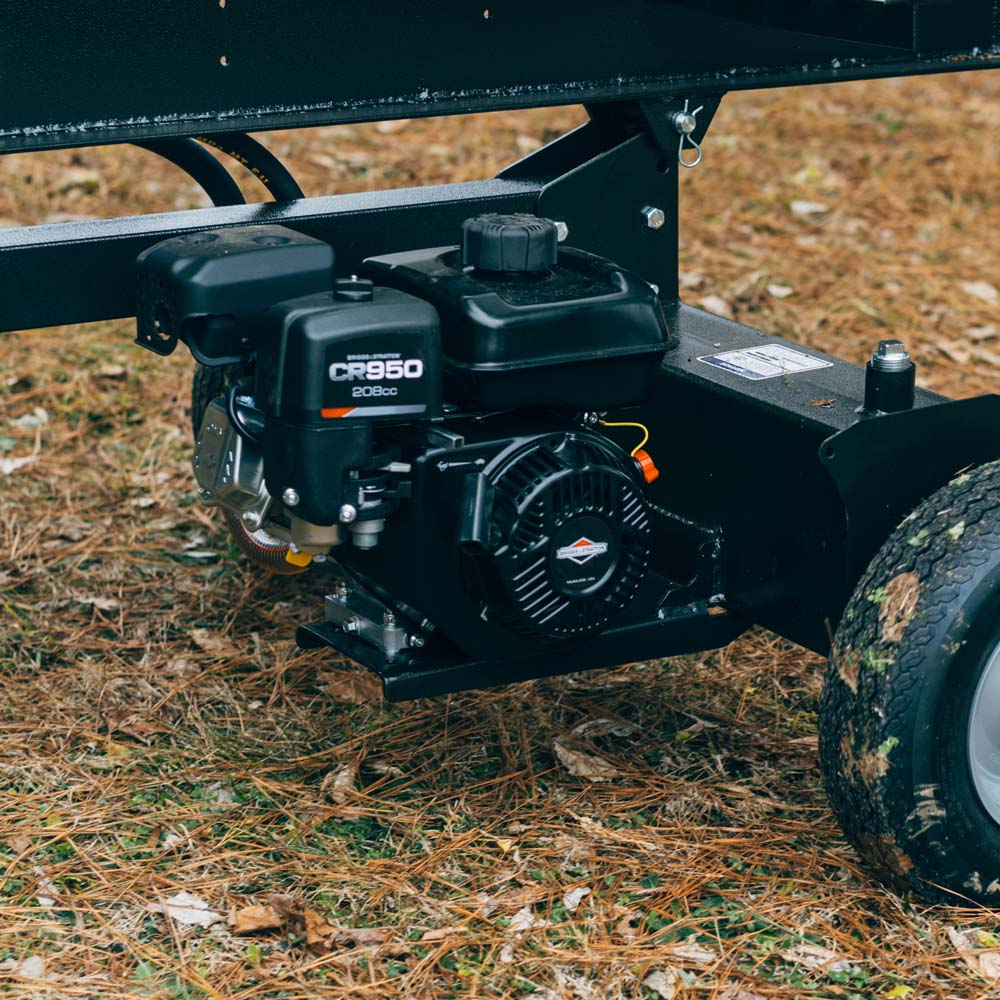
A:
[0,1,996,153]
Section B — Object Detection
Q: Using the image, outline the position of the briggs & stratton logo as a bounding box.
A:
[556,537,609,565]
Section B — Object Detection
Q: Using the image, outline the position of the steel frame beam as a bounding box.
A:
[0,100,705,334]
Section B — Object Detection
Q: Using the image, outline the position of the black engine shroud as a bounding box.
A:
[333,419,666,664]
[458,432,652,640]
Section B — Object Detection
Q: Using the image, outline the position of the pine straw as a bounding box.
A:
[2,70,1000,999]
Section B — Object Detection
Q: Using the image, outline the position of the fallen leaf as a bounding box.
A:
[107,713,170,744]
[967,325,998,342]
[853,298,885,323]
[679,271,705,290]
[553,739,621,783]
[790,199,829,216]
[767,283,794,299]
[9,407,48,428]
[229,902,284,935]
[615,910,641,940]
[328,926,388,948]
[420,926,465,943]
[553,968,602,1000]
[947,926,1000,980]
[664,937,717,965]
[562,886,591,913]
[5,833,31,854]
[810,399,835,407]
[321,762,359,804]
[189,628,241,658]
[508,906,547,932]
[265,894,388,954]
[719,988,766,1000]
[884,986,913,999]
[58,166,101,193]
[74,594,121,611]
[52,516,91,541]
[0,954,47,980]
[781,943,855,972]
[673,717,718,743]
[962,280,1000,307]
[35,875,58,907]
[363,758,404,778]
[643,969,680,999]
[149,891,224,928]
[473,891,500,917]
[0,455,36,475]
[162,656,201,679]
[699,294,734,320]
[207,781,238,804]
[571,717,635,738]
[938,339,972,364]
[318,669,382,704]
[96,363,127,379]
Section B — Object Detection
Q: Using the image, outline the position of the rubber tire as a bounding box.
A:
[820,460,1000,904]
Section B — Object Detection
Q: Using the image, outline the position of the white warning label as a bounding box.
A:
[697,343,833,381]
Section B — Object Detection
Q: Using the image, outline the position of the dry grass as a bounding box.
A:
[2,70,1000,999]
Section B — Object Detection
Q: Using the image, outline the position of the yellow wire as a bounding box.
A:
[598,419,649,457]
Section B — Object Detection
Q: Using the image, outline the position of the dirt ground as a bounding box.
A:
[2,69,1000,999]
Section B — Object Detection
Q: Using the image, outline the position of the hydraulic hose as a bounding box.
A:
[194,132,305,201]
[133,138,245,207]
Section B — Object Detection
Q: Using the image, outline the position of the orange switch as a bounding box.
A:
[634,449,660,484]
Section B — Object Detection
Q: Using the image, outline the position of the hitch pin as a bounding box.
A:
[671,100,704,169]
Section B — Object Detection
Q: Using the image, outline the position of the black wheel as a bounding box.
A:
[820,460,1000,903]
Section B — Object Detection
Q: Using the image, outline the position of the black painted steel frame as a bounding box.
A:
[0,98,711,334]
[0,1,996,154]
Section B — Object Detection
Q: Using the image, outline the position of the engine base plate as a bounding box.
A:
[297,598,744,701]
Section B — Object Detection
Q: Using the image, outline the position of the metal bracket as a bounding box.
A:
[324,581,411,660]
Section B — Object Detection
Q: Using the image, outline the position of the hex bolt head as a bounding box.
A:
[554,221,569,243]
[241,510,261,529]
[339,503,358,524]
[382,610,396,627]
[409,634,425,649]
[334,580,349,601]
[872,339,911,372]
[642,205,666,230]
[342,616,360,634]
[282,487,300,507]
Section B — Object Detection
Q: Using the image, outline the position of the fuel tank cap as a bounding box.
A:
[461,213,558,273]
